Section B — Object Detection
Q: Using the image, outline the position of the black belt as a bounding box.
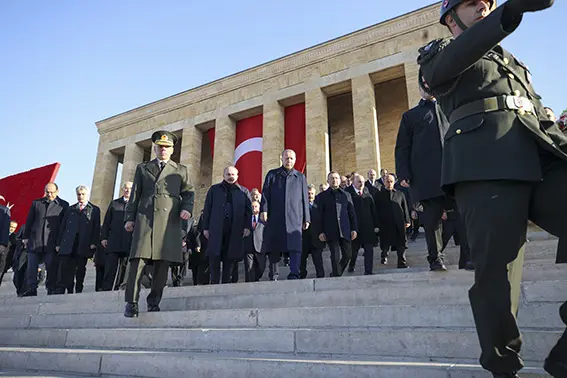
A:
[449,95,535,124]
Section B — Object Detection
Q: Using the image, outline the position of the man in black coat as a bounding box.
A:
[193,212,210,285]
[244,200,266,282]
[22,182,69,296]
[419,1,566,376]
[186,213,205,285]
[202,166,251,284]
[315,171,357,277]
[299,185,325,279]
[100,182,133,291]
[0,203,10,287]
[395,88,451,271]
[55,185,101,294]
[346,174,379,274]
[1,221,18,287]
[375,174,411,268]
[365,169,381,195]
[261,149,310,281]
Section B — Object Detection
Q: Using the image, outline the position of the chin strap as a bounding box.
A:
[449,8,469,31]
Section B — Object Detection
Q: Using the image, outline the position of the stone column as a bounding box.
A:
[180,123,203,212]
[91,142,119,219]
[211,116,236,183]
[352,74,380,174]
[305,88,330,186]
[262,101,285,182]
[122,143,144,187]
[150,145,157,160]
[404,61,422,109]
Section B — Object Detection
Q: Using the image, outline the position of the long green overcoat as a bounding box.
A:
[124,159,194,263]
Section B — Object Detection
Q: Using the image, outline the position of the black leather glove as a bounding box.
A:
[505,0,554,15]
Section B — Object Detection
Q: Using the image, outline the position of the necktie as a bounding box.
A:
[79,203,85,211]
[359,191,363,196]
[252,216,257,229]
[159,161,165,171]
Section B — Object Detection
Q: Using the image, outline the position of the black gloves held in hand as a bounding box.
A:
[505,0,554,15]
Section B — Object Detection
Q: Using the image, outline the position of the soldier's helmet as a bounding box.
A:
[440,0,496,25]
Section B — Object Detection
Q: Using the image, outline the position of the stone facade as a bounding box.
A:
[92,3,450,218]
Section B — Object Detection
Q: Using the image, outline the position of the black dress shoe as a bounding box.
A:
[397,261,409,269]
[347,266,355,273]
[21,289,37,297]
[124,303,139,318]
[492,373,520,378]
[380,257,388,264]
[147,305,160,312]
[545,357,567,377]
[430,262,447,272]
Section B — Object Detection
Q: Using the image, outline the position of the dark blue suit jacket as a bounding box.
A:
[23,197,69,254]
[315,188,357,242]
[0,205,10,247]
[57,202,101,258]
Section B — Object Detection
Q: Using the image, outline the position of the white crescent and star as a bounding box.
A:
[234,137,263,165]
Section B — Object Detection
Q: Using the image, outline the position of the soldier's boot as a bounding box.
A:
[124,303,139,318]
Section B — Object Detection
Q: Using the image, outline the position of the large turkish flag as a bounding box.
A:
[0,163,61,231]
[234,115,263,191]
[284,103,306,174]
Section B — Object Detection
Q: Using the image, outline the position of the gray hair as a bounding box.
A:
[307,184,316,191]
[122,181,133,189]
[75,185,90,193]
[282,149,296,158]
[223,166,238,175]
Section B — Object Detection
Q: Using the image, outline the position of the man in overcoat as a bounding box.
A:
[395,87,451,271]
[55,185,100,294]
[299,184,325,279]
[100,182,133,291]
[22,182,69,296]
[346,174,379,274]
[202,166,251,284]
[418,0,565,376]
[261,149,310,280]
[375,174,410,268]
[244,200,266,282]
[0,203,10,287]
[123,130,194,317]
[316,171,358,277]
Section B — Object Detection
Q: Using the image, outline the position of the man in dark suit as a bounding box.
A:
[244,200,266,282]
[185,213,205,285]
[419,1,565,376]
[299,185,325,279]
[316,171,357,277]
[55,185,101,294]
[202,166,251,285]
[0,203,10,287]
[365,169,381,195]
[1,221,18,287]
[375,174,411,268]
[22,182,69,296]
[395,87,451,271]
[261,149,310,281]
[346,174,379,274]
[100,182,133,291]
[124,130,194,317]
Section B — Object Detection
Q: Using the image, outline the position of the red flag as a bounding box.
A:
[285,103,306,174]
[0,163,61,230]
[207,128,216,158]
[234,114,263,191]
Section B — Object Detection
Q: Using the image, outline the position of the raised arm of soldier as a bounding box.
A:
[419,0,553,90]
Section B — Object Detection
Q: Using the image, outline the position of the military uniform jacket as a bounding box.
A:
[125,159,195,264]
[418,4,567,192]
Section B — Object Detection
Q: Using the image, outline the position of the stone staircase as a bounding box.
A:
[0,234,563,377]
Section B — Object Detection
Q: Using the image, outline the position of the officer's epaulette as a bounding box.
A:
[417,38,452,65]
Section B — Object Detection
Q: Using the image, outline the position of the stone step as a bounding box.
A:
[1,278,564,317]
[0,371,92,378]
[0,302,562,330]
[0,347,550,378]
[2,259,563,305]
[0,327,561,362]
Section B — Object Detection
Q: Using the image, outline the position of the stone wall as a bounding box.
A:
[375,77,409,173]
[328,93,356,179]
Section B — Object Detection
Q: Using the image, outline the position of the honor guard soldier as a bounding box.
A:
[418,0,565,377]
[123,130,194,317]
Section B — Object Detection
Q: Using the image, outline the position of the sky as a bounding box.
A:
[1,1,565,203]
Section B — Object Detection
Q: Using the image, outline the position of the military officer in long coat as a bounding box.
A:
[202,166,251,284]
[123,130,194,317]
[261,149,310,280]
[418,0,565,376]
